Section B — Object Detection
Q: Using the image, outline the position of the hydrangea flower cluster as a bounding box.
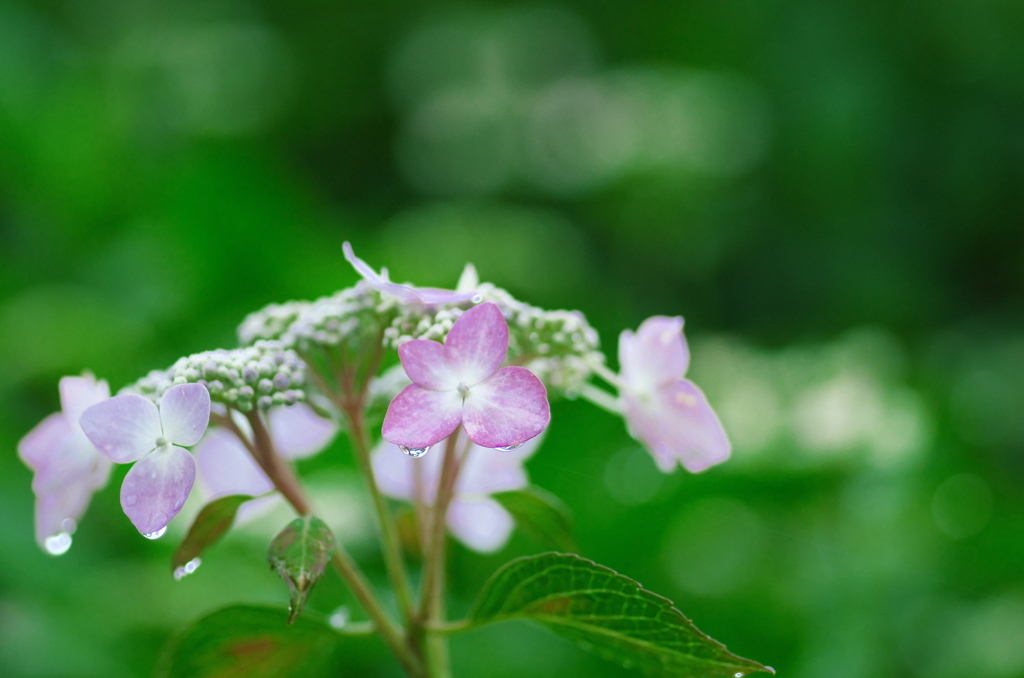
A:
[14,242,766,678]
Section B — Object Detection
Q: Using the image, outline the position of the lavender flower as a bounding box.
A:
[18,374,113,553]
[80,383,211,536]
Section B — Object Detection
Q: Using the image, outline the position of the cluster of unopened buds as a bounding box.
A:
[18,243,770,678]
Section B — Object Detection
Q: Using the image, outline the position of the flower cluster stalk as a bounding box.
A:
[231,408,425,677]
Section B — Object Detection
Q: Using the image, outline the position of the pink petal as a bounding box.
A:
[382,384,463,449]
[619,316,689,390]
[462,366,550,448]
[446,497,514,553]
[18,413,72,473]
[444,303,509,386]
[80,394,162,463]
[623,378,730,473]
[120,445,197,535]
[160,383,211,447]
[456,436,538,496]
[59,375,110,430]
[195,428,274,498]
[268,404,338,460]
[399,339,459,391]
[34,485,92,548]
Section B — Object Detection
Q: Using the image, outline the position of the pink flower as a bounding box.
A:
[343,241,481,306]
[371,433,542,552]
[382,302,550,449]
[194,403,338,518]
[18,375,113,553]
[618,316,730,473]
[80,383,211,536]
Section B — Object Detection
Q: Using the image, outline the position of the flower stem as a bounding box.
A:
[341,402,416,623]
[416,432,465,678]
[240,409,424,678]
[588,358,624,389]
[578,382,623,414]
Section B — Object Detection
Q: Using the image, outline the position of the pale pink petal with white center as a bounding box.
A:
[80,394,162,463]
[382,385,463,449]
[462,366,550,448]
[619,316,689,390]
[18,413,71,473]
[398,339,459,391]
[268,404,339,460]
[444,303,509,386]
[120,444,197,535]
[446,497,515,553]
[623,379,730,473]
[195,428,274,498]
[59,375,110,429]
[159,383,211,447]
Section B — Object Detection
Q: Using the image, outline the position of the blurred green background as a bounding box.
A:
[2,1,1023,677]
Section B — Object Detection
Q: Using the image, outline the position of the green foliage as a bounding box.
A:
[493,486,577,553]
[157,605,339,678]
[470,552,773,677]
[172,495,253,575]
[268,515,337,624]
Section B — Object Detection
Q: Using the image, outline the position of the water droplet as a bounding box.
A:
[328,606,350,629]
[735,673,746,677]
[59,518,77,534]
[173,557,202,581]
[471,294,483,303]
[496,443,523,451]
[44,532,72,555]
[399,445,429,458]
[142,526,167,540]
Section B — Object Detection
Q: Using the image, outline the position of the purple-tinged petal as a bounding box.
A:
[446,497,514,553]
[80,394,161,463]
[59,375,110,429]
[623,378,730,473]
[31,435,103,495]
[268,404,339,460]
[399,339,459,391]
[619,316,689,391]
[120,445,196,535]
[456,433,540,496]
[18,413,72,473]
[34,485,92,549]
[160,383,211,447]
[462,366,550,448]
[343,242,480,306]
[383,384,463,449]
[195,428,274,498]
[445,303,509,386]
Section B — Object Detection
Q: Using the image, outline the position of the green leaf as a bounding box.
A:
[268,515,337,624]
[494,486,577,552]
[157,605,339,678]
[470,552,774,677]
[172,494,253,578]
